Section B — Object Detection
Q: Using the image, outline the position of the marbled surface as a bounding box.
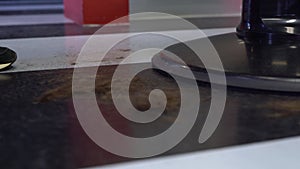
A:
[0,64,299,168]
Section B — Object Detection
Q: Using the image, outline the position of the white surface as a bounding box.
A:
[0,28,235,73]
[0,14,72,26]
[130,0,241,18]
[84,137,300,169]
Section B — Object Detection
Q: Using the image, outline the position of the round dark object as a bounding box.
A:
[152,33,300,92]
[0,47,17,70]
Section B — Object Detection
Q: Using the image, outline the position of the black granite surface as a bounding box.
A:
[0,1,63,15]
[0,64,299,169]
[0,9,63,15]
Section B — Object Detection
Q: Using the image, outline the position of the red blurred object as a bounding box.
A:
[64,0,129,25]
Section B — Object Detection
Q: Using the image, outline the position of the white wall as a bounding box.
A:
[130,0,242,18]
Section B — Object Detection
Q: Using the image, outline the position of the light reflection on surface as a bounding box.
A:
[0,63,11,70]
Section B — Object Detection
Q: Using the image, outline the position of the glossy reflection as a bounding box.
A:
[152,32,300,91]
[209,33,300,78]
[159,33,300,78]
[244,38,300,77]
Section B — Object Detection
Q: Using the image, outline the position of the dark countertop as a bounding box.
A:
[1,63,300,169]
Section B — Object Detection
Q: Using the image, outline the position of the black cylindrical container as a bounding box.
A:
[237,0,300,40]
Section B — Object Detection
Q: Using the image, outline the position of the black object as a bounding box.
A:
[0,47,17,70]
[152,0,300,92]
[237,0,300,40]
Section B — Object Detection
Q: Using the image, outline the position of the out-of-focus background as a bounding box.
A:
[2,1,300,169]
